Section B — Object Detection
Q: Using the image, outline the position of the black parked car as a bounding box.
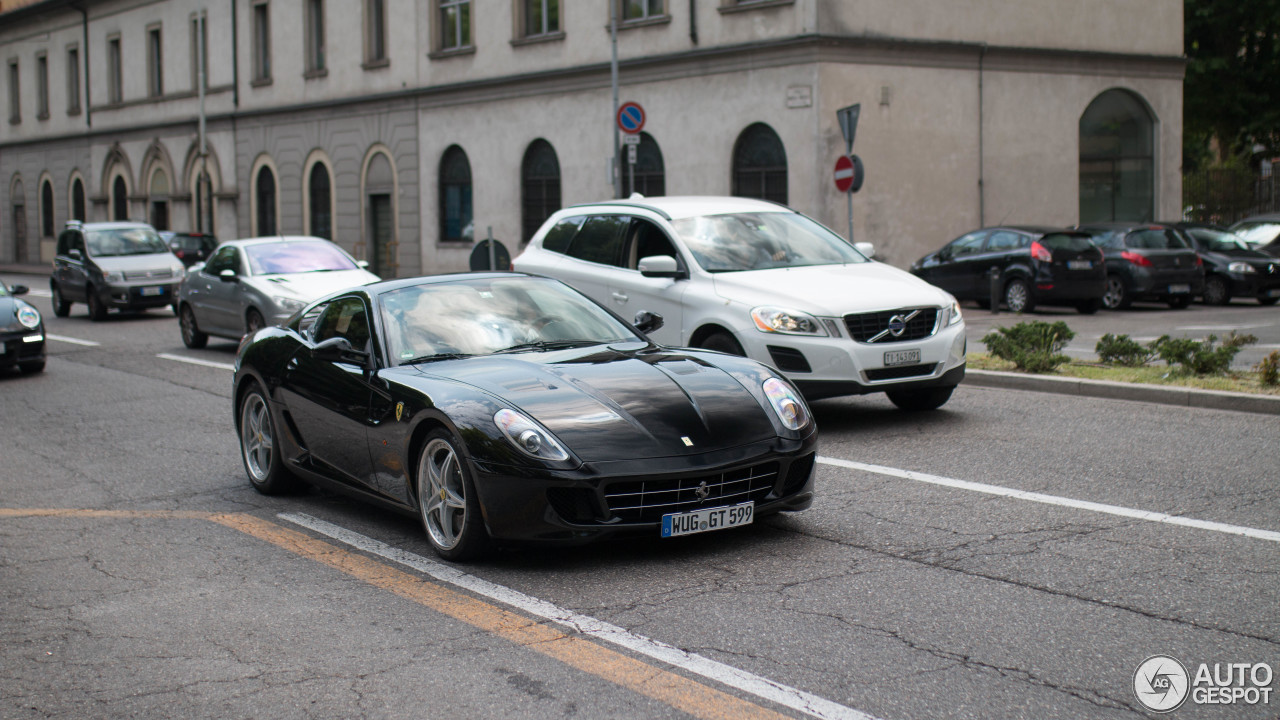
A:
[161,231,220,268]
[910,226,1106,313]
[1169,223,1280,306]
[233,273,817,560]
[1075,223,1204,309]
[1229,213,1280,256]
[0,278,45,374]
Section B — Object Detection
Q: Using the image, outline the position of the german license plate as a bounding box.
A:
[661,502,754,538]
[1067,260,1092,270]
[884,349,920,366]
[1168,284,1190,294]
[140,286,165,296]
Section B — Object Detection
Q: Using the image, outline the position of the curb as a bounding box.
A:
[965,368,1280,416]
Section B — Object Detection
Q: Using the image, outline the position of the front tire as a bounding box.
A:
[1003,278,1034,313]
[50,284,71,317]
[18,359,45,374]
[1102,275,1131,310]
[1260,297,1279,306]
[238,383,301,495]
[180,305,208,349]
[1202,276,1231,306]
[416,430,489,561]
[246,308,266,336]
[1167,296,1192,309]
[886,385,955,411]
[87,288,108,321]
[1076,298,1102,315]
[698,331,745,356]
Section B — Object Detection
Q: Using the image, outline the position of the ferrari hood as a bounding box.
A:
[250,269,381,300]
[424,346,778,461]
[712,263,952,316]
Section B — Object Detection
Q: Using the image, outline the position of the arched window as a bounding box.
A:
[256,165,277,236]
[1080,89,1155,223]
[622,132,665,197]
[439,145,472,242]
[71,177,86,221]
[308,162,332,240]
[149,169,170,231]
[732,123,787,205]
[40,179,54,237]
[112,176,128,221]
[521,139,560,242]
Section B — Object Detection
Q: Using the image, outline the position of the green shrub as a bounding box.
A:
[1255,350,1280,386]
[981,321,1075,373]
[1095,333,1160,367]
[1154,331,1257,376]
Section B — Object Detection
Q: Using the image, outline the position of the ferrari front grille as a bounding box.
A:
[603,462,780,523]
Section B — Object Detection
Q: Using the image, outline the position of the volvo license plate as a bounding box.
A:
[884,349,920,366]
[661,502,754,538]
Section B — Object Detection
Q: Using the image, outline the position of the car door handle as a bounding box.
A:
[611,292,628,303]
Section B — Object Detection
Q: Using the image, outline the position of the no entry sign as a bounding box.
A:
[617,102,646,134]
[834,154,864,193]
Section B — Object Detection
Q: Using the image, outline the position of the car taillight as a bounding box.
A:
[1121,250,1152,267]
[1030,241,1052,263]
[1195,255,1203,266]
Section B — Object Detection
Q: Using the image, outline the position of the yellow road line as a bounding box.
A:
[2,508,789,720]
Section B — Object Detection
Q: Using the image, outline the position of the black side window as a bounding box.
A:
[627,219,681,270]
[542,216,586,254]
[311,296,372,352]
[986,231,1022,252]
[948,232,988,258]
[565,215,629,267]
[205,247,239,275]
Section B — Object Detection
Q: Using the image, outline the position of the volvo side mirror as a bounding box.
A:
[638,255,683,279]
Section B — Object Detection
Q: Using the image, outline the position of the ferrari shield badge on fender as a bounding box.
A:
[396,402,404,422]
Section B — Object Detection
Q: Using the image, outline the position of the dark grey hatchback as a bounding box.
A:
[1076,223,1205,310]
[910,226,1106,313]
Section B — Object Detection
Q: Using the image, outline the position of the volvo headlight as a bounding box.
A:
[1228,261,1256,274]
[946,299,964,326]
[751,307,827,336]
[494,409,570,462]
[762,377,810,431]
[17,303,41,329]
[273,296,306,313]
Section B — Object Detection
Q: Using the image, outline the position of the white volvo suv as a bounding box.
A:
[513,196,966,410]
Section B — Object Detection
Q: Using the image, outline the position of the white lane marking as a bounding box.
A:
[156,353,235,371]
[46,334,99,346]
[818,457,1280,544]
[280,512,878,720]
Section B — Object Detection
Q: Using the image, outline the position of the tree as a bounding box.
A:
[1184,0,1280,169]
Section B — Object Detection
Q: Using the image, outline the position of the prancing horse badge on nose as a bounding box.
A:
[396,402,404,422]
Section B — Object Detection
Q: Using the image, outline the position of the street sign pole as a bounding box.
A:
[610,5,621,198]
[836,104,862,244]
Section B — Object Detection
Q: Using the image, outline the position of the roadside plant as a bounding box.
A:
[1154,331,1257,376]
[1255,351,1280,386]
[981,321,1075,373]
[1095,333,1161,367]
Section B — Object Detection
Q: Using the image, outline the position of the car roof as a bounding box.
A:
[220,235,334,248]
[563,195,791,221]
[993,225,1088,235]
[1076,222,1172,231]
[1233,213,1280,223]
[74,221,156,231]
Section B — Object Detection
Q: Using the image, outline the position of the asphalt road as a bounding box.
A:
[3,274,1279,720]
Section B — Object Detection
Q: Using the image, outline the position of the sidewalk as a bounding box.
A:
[0,263,49,277]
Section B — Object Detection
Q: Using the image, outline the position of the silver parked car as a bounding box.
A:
[51,221,186,321]
[176,236,380,347]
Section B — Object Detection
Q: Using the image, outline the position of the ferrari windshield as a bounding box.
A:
[245,241,359,275]
[671,212,869,273]
[85,228,169,257]
[379,276,641,364]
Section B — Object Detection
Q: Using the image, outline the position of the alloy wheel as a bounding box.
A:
[419,438,468,551]
[240,392,273,483]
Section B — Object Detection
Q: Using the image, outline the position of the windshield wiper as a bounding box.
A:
[401,352,473,364]
[493,340,602,354]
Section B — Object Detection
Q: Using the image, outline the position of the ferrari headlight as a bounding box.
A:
[273,296,306,312]
[762,377,810,431]
[494,409,569,462]
[17,304,41,329]
[751,307,827,336]
[1228,261,1256,274]
[946,299,963,326]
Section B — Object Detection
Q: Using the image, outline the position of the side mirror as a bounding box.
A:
[633,310,664,335]
[68,248,82,261]
[11,284,29,295]
[219,269,239,283]
[854,242,876,259]
[357,260,370,269]
[313,336,370,365]
[638,255,683,279]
